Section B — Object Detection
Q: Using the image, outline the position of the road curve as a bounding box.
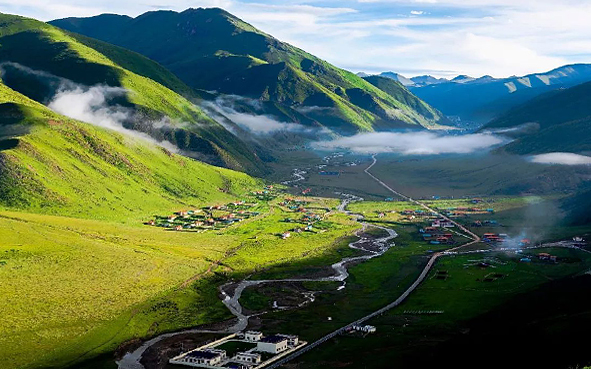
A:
[265,155,482,369]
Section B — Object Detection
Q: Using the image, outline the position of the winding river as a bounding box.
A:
[117,191,398,369]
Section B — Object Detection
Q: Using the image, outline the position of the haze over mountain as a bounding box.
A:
[0,12,261,219]
[0,13,269,175]
[50,8,450,134]
[408,64,591,125]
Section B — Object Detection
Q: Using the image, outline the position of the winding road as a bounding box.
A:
[118,154,581,369]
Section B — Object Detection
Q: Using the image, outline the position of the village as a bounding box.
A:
[169,331,306,369]
[144,186,278,232]
[277,198,328,240]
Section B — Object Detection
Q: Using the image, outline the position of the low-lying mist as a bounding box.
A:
[530,152,591,166]
[312,131,506,155]
[0,62,179,152]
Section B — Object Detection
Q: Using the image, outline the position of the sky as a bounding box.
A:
[2,0,591,78]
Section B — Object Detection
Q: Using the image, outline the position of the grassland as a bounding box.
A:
[291,247,591,369]
[0,192,359,369]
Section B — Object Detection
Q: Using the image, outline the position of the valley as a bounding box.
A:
[1,3,591,369]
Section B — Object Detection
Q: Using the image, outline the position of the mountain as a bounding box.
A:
[379,72,415,86]
[362,75,446,123]
[482,81,591,155]
[0,13,266,174]
[410,64,591,125]
[0,13,262,218]
[50,8,449,132]
[450,74,475,84]
[410,75,449,87]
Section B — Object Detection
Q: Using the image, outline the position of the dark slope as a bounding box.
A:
[0,12,266,174]
[483,81,591,154]
[51,8,449,133]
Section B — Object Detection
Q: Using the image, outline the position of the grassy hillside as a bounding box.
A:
[0,12,266,174]
[51,8,449,133]
[483,81,591,154]
[0,82,260,221]
[0,75,362,368]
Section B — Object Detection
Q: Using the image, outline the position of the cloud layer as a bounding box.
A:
[529,152,591,166]
[312,131,504,155]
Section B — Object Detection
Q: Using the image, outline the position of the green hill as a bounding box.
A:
[51,8,449,133]
[0,79,261,221]
[0,13,266,174]
[482,81,591,154]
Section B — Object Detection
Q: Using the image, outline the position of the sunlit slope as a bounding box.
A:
[0,12,265,173]
[0,81,261,221]
[51,8,449,133]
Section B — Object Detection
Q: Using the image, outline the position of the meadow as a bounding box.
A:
[0,195,358,369]
[290,247,591,369]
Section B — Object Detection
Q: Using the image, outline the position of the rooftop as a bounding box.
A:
[260,335,288,344]
[186,350,223,359]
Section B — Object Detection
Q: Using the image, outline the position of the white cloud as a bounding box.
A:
[530,153,591,166]
[2,0,591,77]
[312,131,505,155]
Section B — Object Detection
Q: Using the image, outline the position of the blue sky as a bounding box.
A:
[2,0,591,78]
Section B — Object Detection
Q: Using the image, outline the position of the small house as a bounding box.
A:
[234,352,261,365]
[244,331,263,342]
[282,232,291,239]
[257,335,289,354]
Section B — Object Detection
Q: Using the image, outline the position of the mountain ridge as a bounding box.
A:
[50,8,450,133]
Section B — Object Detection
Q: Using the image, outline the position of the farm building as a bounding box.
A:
[257,335,289,354]
[171,349,227,366]
[233,352,262,365]
[244,331,263,342]
[276,334,299,346]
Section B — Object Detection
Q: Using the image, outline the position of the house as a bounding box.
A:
[305,225,313,232]
[276,334,299,346]
[173,349,227,366]
[147,220,155,226]
[520,258,532,263]
[538,253,551,260]
[174,225,183,231]
[378,212,385,218]
[244,331,263,342]
[234,352,262,365]
[257,335,289,354]
[282,232,291,239]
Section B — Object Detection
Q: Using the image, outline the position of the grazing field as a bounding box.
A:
[291,247,591,369]
[0,195,358,369]
[240,223,451,340]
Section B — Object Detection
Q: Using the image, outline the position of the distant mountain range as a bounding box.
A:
[369,64,591,125]
[51,8,449,133]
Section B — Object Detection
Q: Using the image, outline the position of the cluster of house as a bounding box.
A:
[279,198,325,240]
[145,201,259,232]
[520,252,558,263]
[419,227,455,245]
[441,206,495,217]
[471,220,499,227]
[170,331,303,368]
[252,186,277,201]
[431,218,455,228]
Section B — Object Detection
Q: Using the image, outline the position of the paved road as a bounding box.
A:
[118,192,398,369]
